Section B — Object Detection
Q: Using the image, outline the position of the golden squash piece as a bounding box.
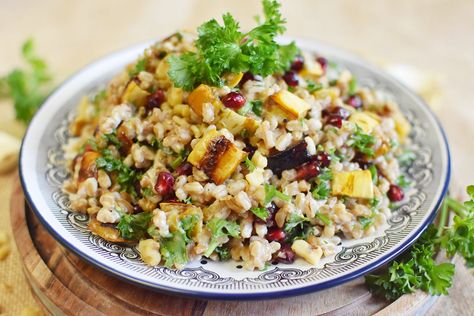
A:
[88,216,128,243]
[188,84,222,116]
[393,111,411,143]
[312,87,340,101]
[270,90,311,119]
[70,96,93,136]
[187,130,247,184]
[349,111,380,134]
[218,108,259,135]
[121,80,150,107]
[332,170,374,199]
[224,72,244,88]
[78,151,101,182]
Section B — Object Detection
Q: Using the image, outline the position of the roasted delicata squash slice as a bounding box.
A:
[224,72,244,88]
[122,79,150,107]
[88,216,128,243]
[78,151,101,182]
[269,90,311,119]
[332,170,374,199]
[218,108,259,135]
[188,84,222,116]
[187,130,247,184]
[349,111,380,134]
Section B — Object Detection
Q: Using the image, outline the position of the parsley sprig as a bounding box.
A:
[168,0,298,91]
[366,186,474,300]
[0,39,52,123]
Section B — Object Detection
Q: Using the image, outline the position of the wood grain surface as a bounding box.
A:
[10,177,450,316]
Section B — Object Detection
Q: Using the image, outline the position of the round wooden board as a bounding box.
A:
[10,177,436,315]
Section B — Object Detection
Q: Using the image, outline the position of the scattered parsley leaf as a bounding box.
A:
[160,229,189,268]
[284,213,313,242]
[311,168,332,200]
[397,174,412,189]
[251,207,269,221]
[244,157,256,171]
[171,148,190,170]
[348,125,376,157]
[306,80,323,93]
[251,100,264,116]
[316,213,332,226]
[358,216,374,230]
[348,77,357,95]
[368,164,378,184]
[264,184,290,205]
[129,58,146,77]
[204,218,240,257]
[117,212,153,240]
[141,187,154,197]
[215,245,231,261]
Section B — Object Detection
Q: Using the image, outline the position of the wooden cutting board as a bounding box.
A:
[9,178,437,315]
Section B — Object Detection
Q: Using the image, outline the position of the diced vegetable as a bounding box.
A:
[269,90,311,119]
[332,169,374,199]
[224,72,244,88]
[187,84,222,116]
[121,79,150,107]
[187,130,247,184]
[78,151,101,182]
[349,111,380,134]
[88,216,128,243]
[267,141,311,175]
[218,108,259,135]
[393,111,411,142]
[291,240,323,265]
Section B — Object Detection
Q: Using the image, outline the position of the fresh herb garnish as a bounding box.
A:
[368,164,378,184]
[311,168,332,200]
[306,80,323,93]
[251,207,269,221]
[181,196,193,204]
[141,187,154,197]
[167,0,298,91]
[0,39,52,124]
[102,132,121,149]
[250,100,264,116]
[244,157,256,171]
[348,125,376,157]
[358,216,374,230]
[171,148,190,170]
[397,174,411,189]
[129,58,146,77]
[366,186,474,300]
[284,213,313,242]
[204,218,240,257]
[215,245,231,261]
[160,229,189,268]
[96,149,142,196]
[348,77,357,95]
[264,184,291,205]
[316,213,332,226]
[117,212,153,240]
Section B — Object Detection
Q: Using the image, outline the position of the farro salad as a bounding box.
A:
[63,0,412,270]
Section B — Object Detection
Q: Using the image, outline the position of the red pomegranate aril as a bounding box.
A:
[146,89,165,113]
[175,162,193,176]
[221,91,246,110]
[296,161,320,180]
[322,106,350,120]
[387,184,404,202]
[239,72,262,88]
[314,151,331,168]
[277,243,296,264]
[326,115,343,128]
[265,202,278,226]
[155,172,175,197]
[290,55,304,72]
[316,57,328,72]
[347,95,363,109]
[283,71,299,87]
[267,227,286,242]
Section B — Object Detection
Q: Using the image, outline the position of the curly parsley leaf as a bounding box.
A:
[251,207,269,221]
[0,38,53,124]
[160,229,189,268]
[348,125,376,157]
[168,0,297,91]
[284,213,314,242]
[117,212,153,240]
[264,184,290,205]
[204,218,240,257]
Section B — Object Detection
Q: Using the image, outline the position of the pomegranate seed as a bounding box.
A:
[347,95,363,109]
[283,71,299,87]
[155,172,175,196]
[267,227,286,242]
[296,161,320,180]
[326,115,343,128]
[265,202,278,227]
[221,91,246,110]
[277,243,295,264]
[243,142,257,159]
[146,89,165,113]
[322,106,350,120]
[314,151,331,168]
[239,72,262,88]
[316,57,328,72]
[387,184,404,202]
[352,153,371,169]
[133,204,144,213]
[175,162,193,176]
[290,55,304,72]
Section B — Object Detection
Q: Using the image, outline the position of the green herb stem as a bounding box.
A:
[445,196,467,218]
[436,199,449,237]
